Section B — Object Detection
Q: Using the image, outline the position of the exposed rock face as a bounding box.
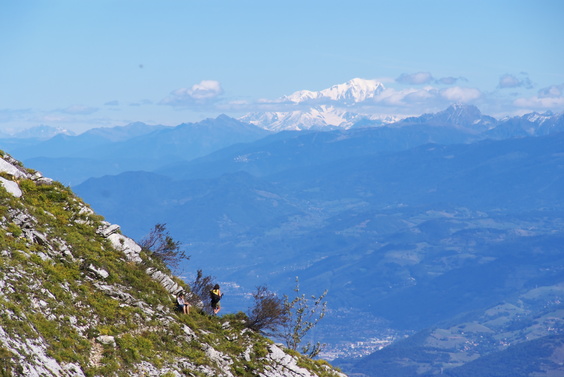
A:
[0,154,47,198]
[0,176,22,197]
[97,222,143,264]
[0,151,345,377]
[146,267,183,295]
[260,344,347,377]
[0,155,28,179]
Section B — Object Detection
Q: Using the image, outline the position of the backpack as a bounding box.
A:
[210,289,221,302]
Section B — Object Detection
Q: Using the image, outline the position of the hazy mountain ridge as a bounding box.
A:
[8,125,75,140]
[155,105,563,183]
[392,103,498,133]
[4,116,270,185]
[485,111,564,139]
[81,122,168,142]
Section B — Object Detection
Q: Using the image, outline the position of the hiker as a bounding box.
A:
[176,291,190,314]
[210,284,223,315]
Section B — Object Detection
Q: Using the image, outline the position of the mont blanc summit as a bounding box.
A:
[240,78,395,131]
[284,78,385,104]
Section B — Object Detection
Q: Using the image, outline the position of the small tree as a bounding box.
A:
[245,286,288,337]
[283,277,328,358]
[189,269,215,312]
[139,223,188,271]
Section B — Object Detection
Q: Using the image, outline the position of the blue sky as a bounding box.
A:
[1,0,563,133]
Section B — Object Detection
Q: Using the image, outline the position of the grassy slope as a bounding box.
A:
[0,156,341,377]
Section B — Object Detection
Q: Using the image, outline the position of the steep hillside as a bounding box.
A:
[0,152,345,377]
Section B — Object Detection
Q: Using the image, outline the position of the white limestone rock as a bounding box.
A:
[86,264,109,279]
[258,344,348,377]
[107,232,142,263]
[0,157,28,179]
[0,177,22,197]
[98,223,120,238]
[203,344,235,377]
[96,335,116,347]
[146,267,183,295]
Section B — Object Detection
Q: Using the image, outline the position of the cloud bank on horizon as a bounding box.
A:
[1,1,563,133]
[159,72,563,118]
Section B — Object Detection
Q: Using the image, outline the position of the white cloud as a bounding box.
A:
[437,76,467,85]
[161,80,224,107]
[538,84,564,98]
[151,76,560,122]
[498,73,532,89]
[396,72,434,85]
[404,86,439,103]
[375,87,438,108]
[374,88,420,106]
[513,96,564,109]
[375,86,480,107]
[184,76,486,118]
[440,86,481,102]
[511,83,564,110]
[189,80,224,100]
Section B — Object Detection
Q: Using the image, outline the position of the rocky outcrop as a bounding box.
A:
[96,222,143,263]
[0,152,53,188]
[260,344,347,377]
[145,267,183,295]
[0,176,22,197]
[95,222,186,298]
[0,154,28,179]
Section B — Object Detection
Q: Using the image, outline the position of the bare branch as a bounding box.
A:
[139,223,189,271]
[283,277,328,358]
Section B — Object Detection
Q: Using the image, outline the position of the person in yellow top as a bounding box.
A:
[210,284,223,315]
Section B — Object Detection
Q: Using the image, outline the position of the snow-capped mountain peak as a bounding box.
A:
[240,78,390,131]
[284,78,385,104]
[522,111,554,124]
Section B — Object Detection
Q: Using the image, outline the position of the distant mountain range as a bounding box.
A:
[240,77,561,133]
[9,124,75,139]
[4,78,564,138]
[1,103,563,186]
[2,115,270,185]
